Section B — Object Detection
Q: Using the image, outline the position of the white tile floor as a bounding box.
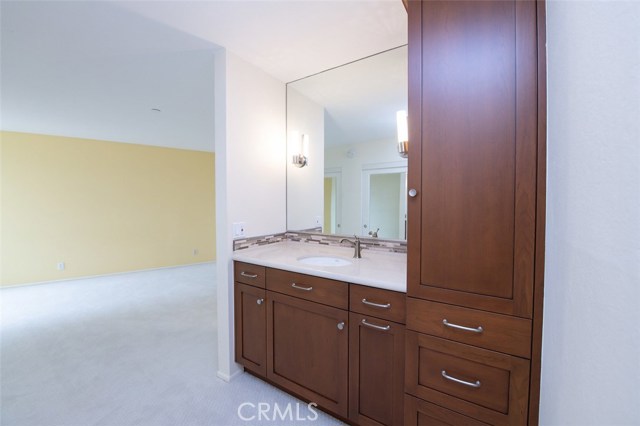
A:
[0,263,343,426]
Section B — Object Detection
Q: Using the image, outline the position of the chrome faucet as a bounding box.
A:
[340,235,362,259]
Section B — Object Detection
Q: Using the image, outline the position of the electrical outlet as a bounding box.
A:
[315,216,321,227]
[57,262,65,271]
[193,249,199,256]
[233,222,246,238]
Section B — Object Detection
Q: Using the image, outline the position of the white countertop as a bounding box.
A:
[232,240,407,293]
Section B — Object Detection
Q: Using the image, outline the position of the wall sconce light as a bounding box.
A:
[292,133,309,168]
[396,110,408,159]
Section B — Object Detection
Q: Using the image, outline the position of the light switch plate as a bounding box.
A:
[233,222,246,238]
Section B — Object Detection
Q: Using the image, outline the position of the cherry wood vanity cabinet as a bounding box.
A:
[405,0,547,424]
[404,394,490,426]
[233,262,267,376]
[266,268,350,418]
[349,284,406,426]
[233,262,407,425]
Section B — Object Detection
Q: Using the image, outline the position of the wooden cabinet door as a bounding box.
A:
[349,312,405,426]
[234,283,266,376]
[266,291,349,418]
[407,0,538,318]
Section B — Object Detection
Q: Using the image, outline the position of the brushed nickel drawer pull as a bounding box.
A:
[361,318,391,331]
[291,283,313,291]
[240,272,258,279]
[441,370,481,388]
[442,319,483,334]
[362,298,391,309]
[337,321,345,330]
[256,298,264,305]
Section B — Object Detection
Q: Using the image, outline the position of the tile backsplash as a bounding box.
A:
[232,233,287,251]
[233,231,407,254]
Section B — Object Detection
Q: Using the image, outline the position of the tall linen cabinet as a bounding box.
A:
[404,0,546,424]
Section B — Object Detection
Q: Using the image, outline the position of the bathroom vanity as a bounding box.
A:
[236,0,547,423]
[233,242,406,425]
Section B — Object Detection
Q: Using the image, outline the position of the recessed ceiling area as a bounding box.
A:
[0,1,407,152]
[0,1,219,152]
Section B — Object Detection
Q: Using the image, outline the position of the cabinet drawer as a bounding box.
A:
[350,284,406,324]
[266,268,348,310]
[234,262,266,288]
[405,332,529,425]
[404,394,489,426]
[407,298,531,358]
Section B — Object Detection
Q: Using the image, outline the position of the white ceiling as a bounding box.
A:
[118,0,408,83]
[0,1,407,152]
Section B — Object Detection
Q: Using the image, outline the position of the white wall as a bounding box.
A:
[215,50,286,381]
[286,87,325,231]
[325,138,407,236]
[541,1,640,424]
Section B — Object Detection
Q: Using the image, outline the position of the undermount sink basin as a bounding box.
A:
[297,256,352,267]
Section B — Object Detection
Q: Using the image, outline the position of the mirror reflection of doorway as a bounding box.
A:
[362,165,407,240]
[324,168,342,234]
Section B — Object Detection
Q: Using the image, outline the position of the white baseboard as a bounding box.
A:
[2,261,217,289]
[217,368,243,383]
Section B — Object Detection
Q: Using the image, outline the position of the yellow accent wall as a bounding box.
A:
[0,131,215,287]
[324,177,333,233]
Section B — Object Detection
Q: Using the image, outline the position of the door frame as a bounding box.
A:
[324,167,342,234]
[361,161,408,238]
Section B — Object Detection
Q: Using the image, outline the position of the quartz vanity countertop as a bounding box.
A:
[232,240,406,293]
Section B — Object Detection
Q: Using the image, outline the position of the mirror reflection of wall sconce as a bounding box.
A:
[292,133,309,168]
[396,110,408,159]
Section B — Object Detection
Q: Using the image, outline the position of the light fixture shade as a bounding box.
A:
[396,110,408,158]
[301,134,309,157]
[292,133,309,168]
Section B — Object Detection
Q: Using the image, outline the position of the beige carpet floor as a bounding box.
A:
[0,263,342,426]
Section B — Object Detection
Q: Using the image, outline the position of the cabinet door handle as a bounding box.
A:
[291,283,313,291]
[441,370,481,388]
[337,321,345,331]
[362,298,391,309]
[256,298,264,305]
[442,319,483,334]
[361,318,391,331]
[240,272,258,279]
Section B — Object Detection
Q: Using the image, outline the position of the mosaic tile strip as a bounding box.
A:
[285,231,407,254]
[233,233,287,251]
[233,231,407,254]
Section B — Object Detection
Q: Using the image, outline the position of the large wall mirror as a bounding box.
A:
[286,46,408,240]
